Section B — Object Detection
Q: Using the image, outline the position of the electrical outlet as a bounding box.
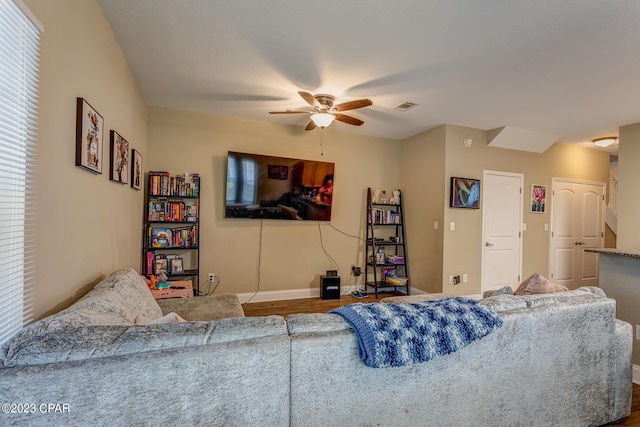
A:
[351,265,361,276]
[208,273,215,282]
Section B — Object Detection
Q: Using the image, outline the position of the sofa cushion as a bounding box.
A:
[156,294,244,321]
[0,287,137,365]
[514,272,568,295]
[2,315,287,368]
[94,268,163,320]
[135,312,186,324]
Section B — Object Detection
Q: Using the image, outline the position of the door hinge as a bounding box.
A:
[518,275,520,281]
[551,231,554,237]
[551,272,554,278]
[520,187,522,194]
[519,231,521,238]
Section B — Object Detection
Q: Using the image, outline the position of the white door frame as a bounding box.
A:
[481,170,524,294]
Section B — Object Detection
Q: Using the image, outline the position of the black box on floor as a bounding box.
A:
[321,275,340,300]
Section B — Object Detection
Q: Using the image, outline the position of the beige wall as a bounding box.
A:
[26,0,148,318]
[617,123,640,249]
[401,126,446,293]
[148,108,401,296]
[400,124,609,296]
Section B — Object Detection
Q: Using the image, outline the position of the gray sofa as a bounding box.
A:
[0,268,633,426]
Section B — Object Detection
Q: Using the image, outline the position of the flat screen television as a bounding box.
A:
[225,151,335,221]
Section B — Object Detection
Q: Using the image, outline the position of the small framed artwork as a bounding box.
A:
[75,98,104,174]
[267,164,288,180]
[450,177,480,209]
[154,258,168,275]
[170,258,184,275]
[109,130,129,184]
[530,184,547,213]
[131,149,142,190]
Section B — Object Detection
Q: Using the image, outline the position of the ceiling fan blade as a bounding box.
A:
[335,113,364,126]
[305,120,317,131]
[269,110,311,114]
[333,98,372,112]
[298,91,320,108]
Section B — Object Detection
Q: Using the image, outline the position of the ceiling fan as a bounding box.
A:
[269,91,373,131]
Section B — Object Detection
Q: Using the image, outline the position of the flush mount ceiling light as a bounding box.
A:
[310,113,336,129]
[592,137,618,147]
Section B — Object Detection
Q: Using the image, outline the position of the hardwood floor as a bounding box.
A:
[243,294,640,424]
[241,292,398,317]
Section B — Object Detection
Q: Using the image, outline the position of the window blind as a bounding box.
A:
[0,0,41,344]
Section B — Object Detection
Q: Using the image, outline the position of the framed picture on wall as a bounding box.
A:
[450,177,480,209]
[75,98,104,174]
[530,184,546,213]
[131,149,142,190]
[109,130,130,184]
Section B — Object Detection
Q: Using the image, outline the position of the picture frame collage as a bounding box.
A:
[75,97,142,190]
[154,254,184,275]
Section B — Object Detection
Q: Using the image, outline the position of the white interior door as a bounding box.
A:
[481,171,523,294]
[549,179,604,289]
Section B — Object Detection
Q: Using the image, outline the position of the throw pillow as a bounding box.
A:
[514,272,569,295]
[482,285,514,298]
[134,312,186,324]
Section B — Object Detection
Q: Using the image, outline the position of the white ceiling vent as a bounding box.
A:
[393,101,419,112]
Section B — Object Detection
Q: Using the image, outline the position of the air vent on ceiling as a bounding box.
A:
[393,101,419,112]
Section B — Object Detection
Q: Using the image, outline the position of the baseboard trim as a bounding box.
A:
[237,286,427,304]
[634,364,640,385]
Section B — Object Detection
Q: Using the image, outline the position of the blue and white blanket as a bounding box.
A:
[329,297,503,368]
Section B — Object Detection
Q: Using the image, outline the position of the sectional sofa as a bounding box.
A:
[0,268,632,426]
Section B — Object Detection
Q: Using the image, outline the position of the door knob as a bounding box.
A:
[485,242,494,247]
[574,241,585,246]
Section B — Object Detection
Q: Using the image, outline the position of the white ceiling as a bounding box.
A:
[97,0,640,153]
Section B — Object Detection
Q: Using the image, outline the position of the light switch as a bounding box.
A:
[544,223,549,231]
[433,221,438,230]
[450,222,455,231]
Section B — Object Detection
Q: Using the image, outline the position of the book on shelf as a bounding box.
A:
[369,208,401,224]
[149,172,200,197]
[150,228,172,248]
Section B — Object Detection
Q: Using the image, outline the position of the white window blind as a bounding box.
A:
[0,0,41,344]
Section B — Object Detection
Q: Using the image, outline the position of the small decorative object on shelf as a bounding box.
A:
[365,187,410,298]
[379,190,389,204]
[390,190,401,205]
[143,172,200,295]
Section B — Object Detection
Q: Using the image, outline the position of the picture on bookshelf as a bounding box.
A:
[450,177,480,209]
[109,130,130,184]
[131,149,142,190]
[151,228,172,247]
[75,98,103,174]
[170,258,184,274]
[154,258,168,275]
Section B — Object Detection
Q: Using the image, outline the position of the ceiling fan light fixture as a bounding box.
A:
[592,136,618,147]
[310,113,335,129]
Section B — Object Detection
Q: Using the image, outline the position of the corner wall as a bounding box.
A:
[617,123,640,249]
[26,0,148,318]
[401,126,446,293]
